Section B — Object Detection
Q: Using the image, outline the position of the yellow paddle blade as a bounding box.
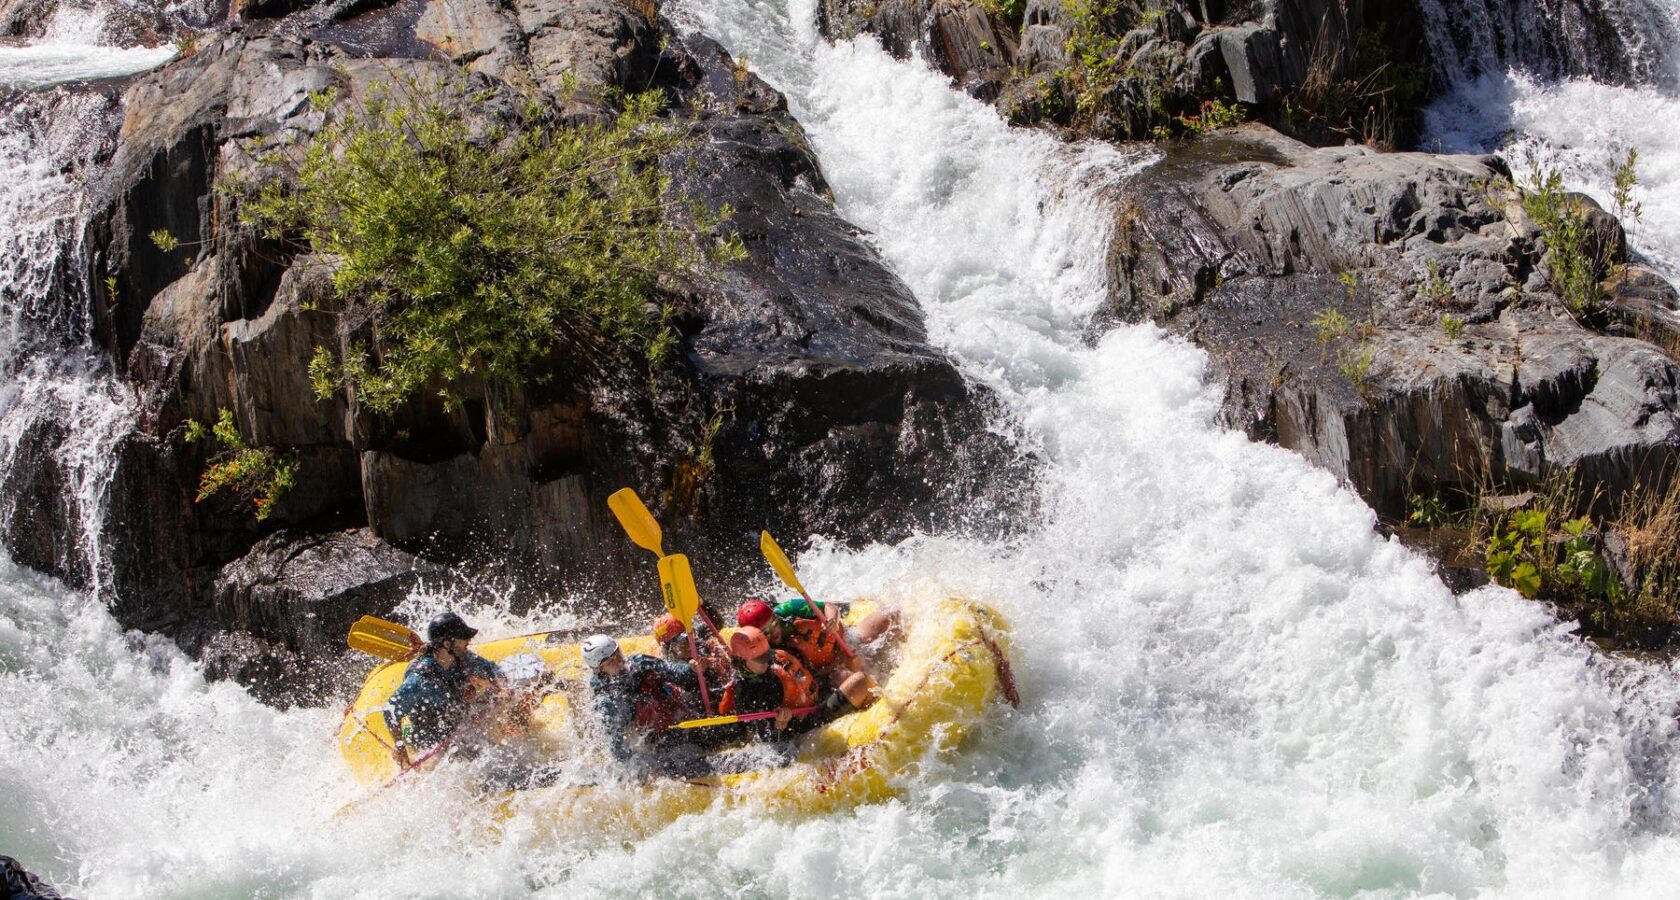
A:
[347,616,418,661]
[657,554,701,627]
[608,488,664,557]
[672,713,743,729]
[760,531,807,597]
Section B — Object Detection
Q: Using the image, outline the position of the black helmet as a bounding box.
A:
[427,611,478,643]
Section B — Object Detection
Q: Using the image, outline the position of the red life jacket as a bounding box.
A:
[632,669,690,734]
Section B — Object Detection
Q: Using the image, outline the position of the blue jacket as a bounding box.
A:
[590,655,698,761]
[384,650,501,749]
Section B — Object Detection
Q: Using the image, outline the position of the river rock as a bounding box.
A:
[1099,124,1680,519]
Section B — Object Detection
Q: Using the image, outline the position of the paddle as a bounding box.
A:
[672,705,820,729]
[759,531,856,660]
[347,615,422,661]
[607,487,717,714]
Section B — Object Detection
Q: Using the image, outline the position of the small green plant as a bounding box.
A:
[238,80,744,415]
[1312,308,1350,345]
[149,229,180,252]
[1406,491,1453,528]
[183,408,296,521]
[1336,344,1375,396]
[1175,97,1246,136]
[175,32,199,57]
[1486,508,1547,597]
[1555,517,1623,604]
[1441,313,1465,339]
[1337,270,1358,302]
[1417,259,1453,305]
[1610,147,1642,223]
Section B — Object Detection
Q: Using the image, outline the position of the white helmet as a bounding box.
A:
[581,634,619,670]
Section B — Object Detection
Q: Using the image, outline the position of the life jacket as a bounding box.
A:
[779,615,842,672]
[632,668,690,734]
[719,649,819,714]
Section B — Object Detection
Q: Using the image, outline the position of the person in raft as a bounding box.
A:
[735,598,892,707]
[583,633,720,779]
[716,625,835,739]
[652,612,731,688]
[383,611,505,768]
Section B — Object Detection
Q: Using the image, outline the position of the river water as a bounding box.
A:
[6,0,1680,896]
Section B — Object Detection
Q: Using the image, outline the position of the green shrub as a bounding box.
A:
[1175,96,1245,136]
[1486,508,1546,596]
[1521,164,1602,314]
[1440,313,1465,339]
[237,82,743,415]
[184,409,296,521]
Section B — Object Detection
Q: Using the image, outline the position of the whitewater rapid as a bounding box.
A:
[8,0,1680,897]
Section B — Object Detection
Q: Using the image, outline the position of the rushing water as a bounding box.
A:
[9,0,1680,897]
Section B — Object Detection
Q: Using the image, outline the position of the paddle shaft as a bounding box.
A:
[674,705,820,729]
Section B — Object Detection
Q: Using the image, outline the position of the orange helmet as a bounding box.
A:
[652,613,685,644]
[729,626,770,660]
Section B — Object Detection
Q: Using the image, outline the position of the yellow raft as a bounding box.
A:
[336,598,1017,829]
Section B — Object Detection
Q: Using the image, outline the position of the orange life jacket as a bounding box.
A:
[780,616,842,672]
[719,649,818,713]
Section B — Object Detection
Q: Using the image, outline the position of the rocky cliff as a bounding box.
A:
[3,0,1032,698]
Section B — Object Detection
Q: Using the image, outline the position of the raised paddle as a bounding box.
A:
[672,705,820,729]
[607,487,716,714]
[759,530,856,660]
[347,615,422,661]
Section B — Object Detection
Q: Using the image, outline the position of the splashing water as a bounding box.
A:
[8,0,1680,896]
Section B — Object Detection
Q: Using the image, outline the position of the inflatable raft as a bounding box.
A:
[336,598,1017,829]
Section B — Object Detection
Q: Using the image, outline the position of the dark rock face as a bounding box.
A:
[13,0,1028,679]
[1102,125,1680,519]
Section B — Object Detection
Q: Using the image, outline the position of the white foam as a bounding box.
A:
[0,42,176,90]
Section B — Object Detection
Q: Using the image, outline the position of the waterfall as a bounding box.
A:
[0,43,167,593]
[1416,0,1680,90]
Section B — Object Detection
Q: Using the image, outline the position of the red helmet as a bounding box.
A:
[737,599,773,629]
[729,626,770,660]
[652,614,685,644]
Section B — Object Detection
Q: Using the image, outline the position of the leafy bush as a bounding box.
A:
[1484,505,1622,605]
[1175,96,1246,136]
[1485,508,1547,597]
[1521,165,1602,315]
[1440,313,1465,339]
[184,409,297,521]
[237,82,743,415]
